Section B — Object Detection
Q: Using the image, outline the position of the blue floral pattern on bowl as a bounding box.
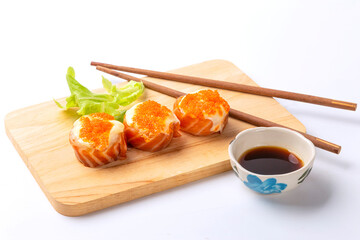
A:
[243,174,287,194]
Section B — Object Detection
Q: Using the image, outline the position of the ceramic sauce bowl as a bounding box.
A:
[228,127,315,194]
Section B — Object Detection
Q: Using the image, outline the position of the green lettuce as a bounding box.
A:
[54,67,144,122]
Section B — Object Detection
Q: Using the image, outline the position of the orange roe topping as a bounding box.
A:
[79,113,114,151]
[90,112,115,121]
[133,100,172,140]
[179,90,230,119]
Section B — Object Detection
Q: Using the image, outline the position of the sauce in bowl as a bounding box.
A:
[238,146,304,175]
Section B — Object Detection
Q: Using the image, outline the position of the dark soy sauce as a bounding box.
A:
[238,146,304,175]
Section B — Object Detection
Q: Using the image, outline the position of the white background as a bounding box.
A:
[1,0,360,239]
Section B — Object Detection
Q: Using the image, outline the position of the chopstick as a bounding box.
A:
[95,65,342,154]
[91,62,357,111]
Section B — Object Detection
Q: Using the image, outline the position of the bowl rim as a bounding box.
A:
[228,127,316,178]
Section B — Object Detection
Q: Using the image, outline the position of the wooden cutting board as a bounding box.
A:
[5,60,305,216]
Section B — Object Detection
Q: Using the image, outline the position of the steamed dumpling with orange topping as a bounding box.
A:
[123,100,181,152]
[69,112,127,167]
[173,89,230,136]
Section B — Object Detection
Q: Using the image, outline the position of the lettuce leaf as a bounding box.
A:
[54,67,144,122]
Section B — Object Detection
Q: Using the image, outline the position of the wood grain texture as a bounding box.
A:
[5,60,306,216]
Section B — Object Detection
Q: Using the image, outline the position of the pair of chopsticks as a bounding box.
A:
[91,61,356,154]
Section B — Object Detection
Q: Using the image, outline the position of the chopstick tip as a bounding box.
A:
[95,65,104,71]
[336,146,342,154]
